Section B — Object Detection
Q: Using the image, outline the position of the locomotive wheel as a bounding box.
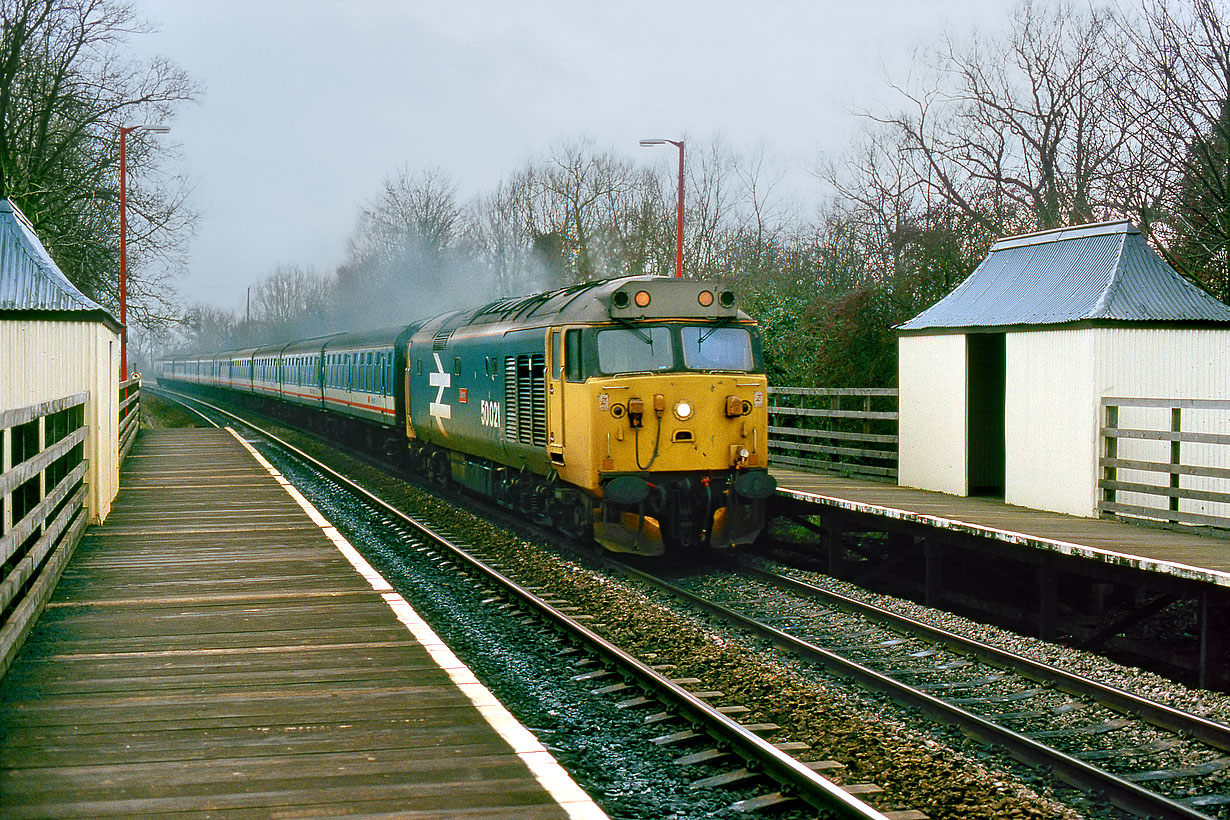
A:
[553,491,592,540]
[430,451,450,485]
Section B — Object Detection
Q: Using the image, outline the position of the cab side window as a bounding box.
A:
[564,329,584,382]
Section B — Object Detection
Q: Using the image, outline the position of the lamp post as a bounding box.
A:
[639,138,684,278]
[118,124,169,380]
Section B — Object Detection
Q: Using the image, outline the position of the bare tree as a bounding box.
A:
[1116,0,1230,300]
[251,265,332,333]
[534,137,640,282]
[465,178,544,297]
[349,165,461,264]
[0,0,199,328]
[869,1,1127,233]
[174,303,240,353]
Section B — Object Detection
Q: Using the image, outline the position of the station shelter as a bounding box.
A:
[0,198,123,523]
[896,220,1230,520]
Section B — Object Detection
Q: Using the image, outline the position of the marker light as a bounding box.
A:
[674,400,694,421]
[698,290,714,307]
[635,290,651,307]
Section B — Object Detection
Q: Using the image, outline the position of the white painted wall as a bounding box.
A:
[1004,330,1098,516]
[0,319,121,523]
[898,333,968,496]
[899,326,1229,521]
[1093,328,1230,521]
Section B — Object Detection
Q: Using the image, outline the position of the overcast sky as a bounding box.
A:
[133,0,1019,313]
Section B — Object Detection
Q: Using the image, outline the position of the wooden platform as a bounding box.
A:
[0,428,606,820]
[772,467,1230,588]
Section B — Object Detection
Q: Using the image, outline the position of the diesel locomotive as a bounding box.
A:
[160,276,777,556]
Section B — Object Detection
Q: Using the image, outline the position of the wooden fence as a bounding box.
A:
[767,387,899,481]
[0,393,91,677]
[1099,397,1230,532]
[120,376,140,462]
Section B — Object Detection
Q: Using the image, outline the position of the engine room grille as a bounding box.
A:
[504,353,546,446]
[432,329,454,350]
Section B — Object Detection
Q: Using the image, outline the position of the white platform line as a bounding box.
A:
[227,428,609,820]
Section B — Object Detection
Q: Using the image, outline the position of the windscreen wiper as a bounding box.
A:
[616,317,654,346]
[699,315,734,344]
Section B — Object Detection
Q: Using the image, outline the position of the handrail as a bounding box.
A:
[1099,397,1230,532]
[767,386,899,481]
[0,394,90,679]
[118,379,140,464]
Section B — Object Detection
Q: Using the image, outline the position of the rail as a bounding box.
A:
[767,387,899,481]
[1099,397,1230,532]
[0,393,90,678]
[119,377,140,464]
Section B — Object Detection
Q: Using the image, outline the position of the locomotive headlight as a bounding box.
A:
[673,400,694,421]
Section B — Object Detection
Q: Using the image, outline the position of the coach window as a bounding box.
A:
[565,328,584,382]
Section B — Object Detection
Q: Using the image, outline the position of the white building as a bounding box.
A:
[0,198,123,523]
[897,221,1230,519]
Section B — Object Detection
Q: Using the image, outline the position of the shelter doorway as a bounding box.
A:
[966,333,1005,497]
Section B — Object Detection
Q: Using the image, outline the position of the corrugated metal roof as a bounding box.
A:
[0,198,119,326]
[897,220,1230,333]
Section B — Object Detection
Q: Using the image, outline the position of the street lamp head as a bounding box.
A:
[122,124,170,135]
[639,139,667,146]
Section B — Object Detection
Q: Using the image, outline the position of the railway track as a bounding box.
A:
[155,385,1230,818]
[620,556,1230,820]
[149,388,901,819]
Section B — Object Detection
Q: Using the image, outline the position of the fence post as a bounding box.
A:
[1103,402,1118,510]
[1170,407,1182,521]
